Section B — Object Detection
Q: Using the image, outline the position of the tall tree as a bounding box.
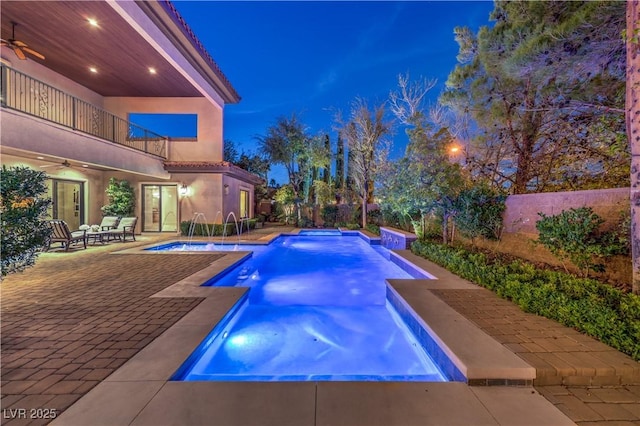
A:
[223,139,239,163]
[338,99,392,228]
[385,75,466,243]
[335,135,345,195]
[257,114,309,198]
[323,134,331,184]
[236,152,270,182]
[442,1,627,193]
[300,135,330,204]
[626,0,640,295]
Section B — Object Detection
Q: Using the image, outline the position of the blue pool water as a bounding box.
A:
[169,234,450,381]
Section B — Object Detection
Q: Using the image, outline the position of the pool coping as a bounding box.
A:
[52,231,570,426]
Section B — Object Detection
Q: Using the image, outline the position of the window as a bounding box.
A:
[128,113,197,138]
[240,189,249,218]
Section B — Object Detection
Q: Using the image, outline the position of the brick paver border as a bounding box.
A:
[1,242,223,425]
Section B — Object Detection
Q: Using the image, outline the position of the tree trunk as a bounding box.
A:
[442,213,449,245]
[513,133,536,194]
[362,197,367,229]
[362,181,368,229]
[626,0,640,294]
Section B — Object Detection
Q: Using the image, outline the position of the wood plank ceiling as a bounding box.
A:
[0,1,201,97]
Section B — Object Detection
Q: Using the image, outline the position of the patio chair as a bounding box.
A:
[107,217,138,242]
[99,216,120,231]
[47,220,87,251]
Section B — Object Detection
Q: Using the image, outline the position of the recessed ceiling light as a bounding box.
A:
[36,156,45,160]
[148,67,157,75]
[87,18,99,27]
[82,164,89,168]
[89,67,98,73]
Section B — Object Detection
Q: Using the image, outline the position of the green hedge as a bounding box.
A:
[180,219,257,237]
[411,241,640,361]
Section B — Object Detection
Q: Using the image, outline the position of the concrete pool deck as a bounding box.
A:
[1,226,638,425]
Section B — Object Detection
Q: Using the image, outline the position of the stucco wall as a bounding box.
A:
[503,188,630,236]
[103,97,223,161]
[176,173,224,224]
[1,110,169,178]
[2,154,107,227]
[222,175,254,220]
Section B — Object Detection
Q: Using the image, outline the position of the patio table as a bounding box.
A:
[86,230,111,245]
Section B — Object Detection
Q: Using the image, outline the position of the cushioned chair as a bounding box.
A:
[47,220,87,251]
[107,217,138,242]
[99,216,120,231]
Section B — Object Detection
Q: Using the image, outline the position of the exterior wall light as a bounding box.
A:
[179,183,189,196]
[224,184,229,195]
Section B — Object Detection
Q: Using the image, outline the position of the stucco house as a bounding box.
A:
[1,0,261,234]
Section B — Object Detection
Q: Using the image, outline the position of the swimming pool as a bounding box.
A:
[167,233,454,381]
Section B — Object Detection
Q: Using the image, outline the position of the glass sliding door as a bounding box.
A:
[46,179,84,230]
[142,185,177,232]
[160,186,178,231]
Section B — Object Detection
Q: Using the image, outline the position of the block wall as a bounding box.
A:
[503,188,630,236]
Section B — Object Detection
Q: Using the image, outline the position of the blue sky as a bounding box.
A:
[173,1,494,183]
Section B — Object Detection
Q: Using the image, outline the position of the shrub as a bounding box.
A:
[600,210,631,257]
[102,178,135,216]
[321,205,339,227]
[412,240,640,360]
[454,183,506,242]
[1,165,52,276]
[343,223,361,230]
[274,185,295,224]
[365,224,380,235]
[367,208,383,226]
[535,207,606,277]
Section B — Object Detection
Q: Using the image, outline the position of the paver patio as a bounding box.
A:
[0,227,638,425]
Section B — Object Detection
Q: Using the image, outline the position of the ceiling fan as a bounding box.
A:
[1,22,44,61]
[40,160,72,169]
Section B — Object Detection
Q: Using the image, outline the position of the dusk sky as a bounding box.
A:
[173,1,494,183]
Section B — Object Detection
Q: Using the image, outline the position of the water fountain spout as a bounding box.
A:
[187,212,212,247]
[239,217,251,239]
[222,212,240,246]
[160,211,177,232]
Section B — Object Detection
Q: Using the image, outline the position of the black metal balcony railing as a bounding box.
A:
[0,65,167,159]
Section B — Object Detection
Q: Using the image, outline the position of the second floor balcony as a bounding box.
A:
[0,65,168,159]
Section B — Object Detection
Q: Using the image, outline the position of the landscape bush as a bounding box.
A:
[411,240,640,361]
[535,207,626,277]
[365,224,380,235]
[1,166,52,276]
[101,177,135,217]
[454,184,506,242]
[320,205,339,227]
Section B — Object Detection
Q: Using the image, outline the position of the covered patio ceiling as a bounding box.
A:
[0,1,234,99]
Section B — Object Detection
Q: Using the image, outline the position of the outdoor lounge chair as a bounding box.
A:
[47,220,87,251]
[99,216,120,231]
[107,217,137,242]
